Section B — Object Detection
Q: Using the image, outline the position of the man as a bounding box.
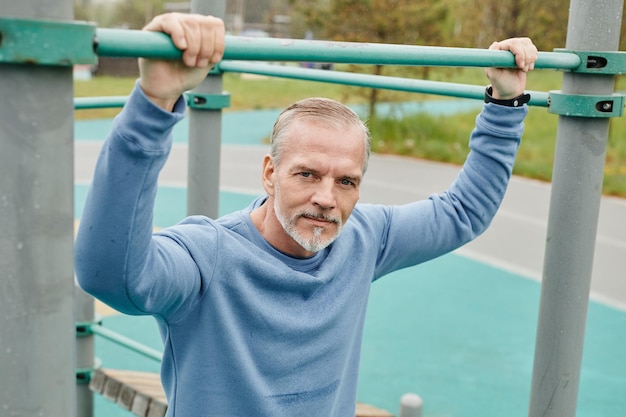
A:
[75,12,537,417]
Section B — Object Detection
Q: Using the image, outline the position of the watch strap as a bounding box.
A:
[484,86,530,107]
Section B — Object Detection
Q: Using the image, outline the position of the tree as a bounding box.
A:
[291,0,453,117]
[110,0,167,29]
[448,0,568,51]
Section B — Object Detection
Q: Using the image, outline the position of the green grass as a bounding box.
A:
[73,69,626,198]
[225,71,367,109]
[370,104,626,198]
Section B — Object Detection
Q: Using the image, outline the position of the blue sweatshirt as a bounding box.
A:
[75,83,526,417]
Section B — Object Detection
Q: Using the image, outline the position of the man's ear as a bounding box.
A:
[261,155,275,196]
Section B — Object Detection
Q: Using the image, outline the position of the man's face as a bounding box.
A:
[263,119,366,258]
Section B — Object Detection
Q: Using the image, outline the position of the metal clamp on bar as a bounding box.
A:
[554,49,626,75]
[209,65,223,75]
[76,358,102,385]
[548,91,625,118]
[0,18,97,66]
[76,317,102,337]
[186,92,231,110]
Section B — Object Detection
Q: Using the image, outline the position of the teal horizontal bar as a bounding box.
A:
[218,61,550,107]
[90,323,163,363]
[72,63,550,110]
[95,28,581,71]
[74,96,127,109]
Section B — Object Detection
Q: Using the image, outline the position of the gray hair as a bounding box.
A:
[269,97,371,173]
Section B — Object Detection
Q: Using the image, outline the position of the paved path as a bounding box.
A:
[75,139,626,311]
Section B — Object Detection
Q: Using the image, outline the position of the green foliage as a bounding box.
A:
[605,118,626,196]
[368,104,626,198]
[224,72,362,109]
[73,72,367,120]
[70,0,626,199]
[74,69,626,199]
[369,111,471,163]
[447,0,568,50]
[78,0,626,51]
[293,0,451,45]
[110,0,169,29]
[291,0,453,117]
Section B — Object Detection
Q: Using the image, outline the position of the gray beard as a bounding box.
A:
[273,186,342,253]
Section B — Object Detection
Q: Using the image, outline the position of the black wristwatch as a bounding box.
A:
[484,86,530,107]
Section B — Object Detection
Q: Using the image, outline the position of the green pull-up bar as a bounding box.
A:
[95,28,582,70]
[10,17,626,78]
[0,18,583,70]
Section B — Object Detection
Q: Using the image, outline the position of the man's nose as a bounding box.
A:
[311,179,336,210]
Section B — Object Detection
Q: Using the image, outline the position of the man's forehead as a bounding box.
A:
[287,117,363,140]
[280,142,365,177]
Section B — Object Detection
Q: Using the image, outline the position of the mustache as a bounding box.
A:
[298,210,341,225]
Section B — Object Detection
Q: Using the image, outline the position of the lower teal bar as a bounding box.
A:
[90,323,163,362]
[74,96,128,109]
[72,63,550,110]
[218,61,550,107]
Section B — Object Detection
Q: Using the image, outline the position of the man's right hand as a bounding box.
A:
[139,13,225,111]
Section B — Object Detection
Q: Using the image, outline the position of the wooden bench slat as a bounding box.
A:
[90,368,393,417]
[130,391,152,417]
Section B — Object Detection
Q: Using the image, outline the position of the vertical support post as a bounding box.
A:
[0,2,75,417]
[528,1,623,416]
[187,0,227,218]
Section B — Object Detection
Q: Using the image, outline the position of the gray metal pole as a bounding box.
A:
[187,0,226,218]
[528,1,623,416]
[0,3,76,417]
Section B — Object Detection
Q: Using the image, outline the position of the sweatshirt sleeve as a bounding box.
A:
[373,102,527,277]
[74,82,202,317]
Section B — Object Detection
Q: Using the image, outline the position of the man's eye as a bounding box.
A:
[300,172,312,178]
[340,179,355,187]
